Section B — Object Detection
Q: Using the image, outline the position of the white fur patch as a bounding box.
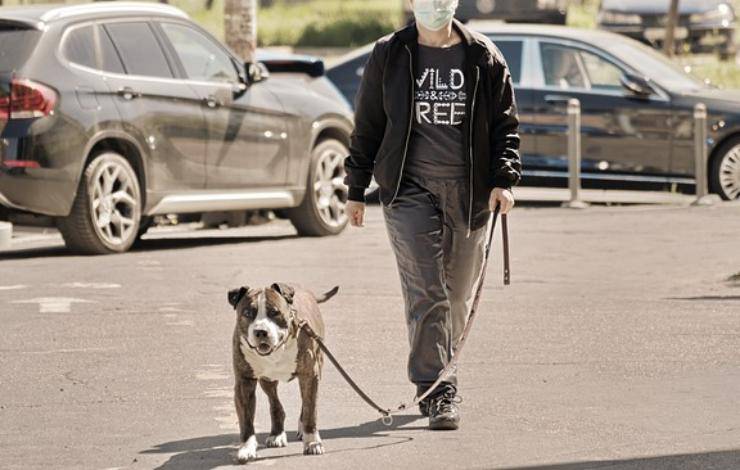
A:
[265,431,288,448]
[240,335,298,382]
[237,434,258,463]
[303,431,324,455]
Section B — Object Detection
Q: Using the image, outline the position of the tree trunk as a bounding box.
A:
[663,0,680,57]
[224,0,257,63]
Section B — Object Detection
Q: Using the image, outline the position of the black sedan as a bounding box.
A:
[598,0,737,60]
[326,23,740,200]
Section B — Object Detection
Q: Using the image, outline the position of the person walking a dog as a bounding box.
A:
[343,0,521,431]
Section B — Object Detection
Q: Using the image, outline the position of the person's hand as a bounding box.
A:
[489,188,515,214]
[346,201,366,227]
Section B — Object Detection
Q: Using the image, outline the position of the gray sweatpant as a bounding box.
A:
[383,174,488,396]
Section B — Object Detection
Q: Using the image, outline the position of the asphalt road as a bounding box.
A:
[1,203,739,470]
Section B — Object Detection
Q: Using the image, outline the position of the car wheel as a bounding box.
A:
[709,137,740,200]
[57,152,142,254]
[287,138,349,236]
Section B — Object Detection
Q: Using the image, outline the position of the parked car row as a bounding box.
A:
[0,2,353,254]
[2,3,739,256]
[327,22,740,201]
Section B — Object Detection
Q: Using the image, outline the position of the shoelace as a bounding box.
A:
[430,391,463,416]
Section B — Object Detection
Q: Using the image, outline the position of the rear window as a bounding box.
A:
[492,40,523,84]
[0,25,42,72]
[104,22,173,78]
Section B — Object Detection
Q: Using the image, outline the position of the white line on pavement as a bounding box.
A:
[12,297,96,313]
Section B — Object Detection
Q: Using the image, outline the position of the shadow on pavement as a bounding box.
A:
[667,295,740,302]
[0,234,298,261]
[499,448,740,469]
[143,415,420,469]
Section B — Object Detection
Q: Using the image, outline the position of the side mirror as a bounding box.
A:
[620,73,655,97]
[246,62,270,85]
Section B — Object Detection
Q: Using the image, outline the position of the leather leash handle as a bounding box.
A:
[502,214,510,285]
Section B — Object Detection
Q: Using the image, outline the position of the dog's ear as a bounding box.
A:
[271,282,295,304]
[228,287,248,309]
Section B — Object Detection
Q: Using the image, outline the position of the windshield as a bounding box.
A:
[604,41,705,91]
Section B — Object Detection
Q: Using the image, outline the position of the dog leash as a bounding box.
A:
[298,206,510,425]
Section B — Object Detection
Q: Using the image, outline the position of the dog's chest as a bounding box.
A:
[240,336,299,382]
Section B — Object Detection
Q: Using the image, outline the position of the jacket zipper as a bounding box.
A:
[466,66,480,238]
[390,45,415,206]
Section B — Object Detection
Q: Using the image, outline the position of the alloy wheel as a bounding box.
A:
[89,159,140,247]
[719,144,740,199]
[313,146,348,228]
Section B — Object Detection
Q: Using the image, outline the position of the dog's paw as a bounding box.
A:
[264,431,288,448]
[237,436,258,464]
[302,432,324,456]
[303,441,324,456]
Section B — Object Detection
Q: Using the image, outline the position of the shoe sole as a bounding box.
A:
[429,419,459,431]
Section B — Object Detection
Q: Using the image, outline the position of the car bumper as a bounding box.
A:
[0,168,77,217]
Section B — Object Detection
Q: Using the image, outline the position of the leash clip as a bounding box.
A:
[380,413,394,427]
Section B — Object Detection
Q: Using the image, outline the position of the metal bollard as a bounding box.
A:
[562,98,589,209]
[0,221,12,250]
[692,103,717,206]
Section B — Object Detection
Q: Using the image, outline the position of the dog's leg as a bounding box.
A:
[259,379,287,448]
[298,373,323,455]
[235,376,258,464]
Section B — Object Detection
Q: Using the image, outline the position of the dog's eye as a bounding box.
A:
[242,308,256,318]
[267,309,279,318]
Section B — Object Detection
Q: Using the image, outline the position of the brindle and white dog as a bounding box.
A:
[227,282,338,464]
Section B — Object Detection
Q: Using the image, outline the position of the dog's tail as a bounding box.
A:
[315,286,339,304]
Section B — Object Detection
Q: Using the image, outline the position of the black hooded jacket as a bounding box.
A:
[343,19,522,231]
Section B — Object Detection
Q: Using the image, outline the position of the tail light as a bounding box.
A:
[0,78,57,120]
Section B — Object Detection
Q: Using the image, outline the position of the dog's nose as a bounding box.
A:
[254,329,268,339]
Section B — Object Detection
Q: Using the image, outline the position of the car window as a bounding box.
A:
[540,42,624,92]
[160,23,238,83]
[104,22,173,78]
[63,25,96,69]
[490,40,522,84]
[0,26,41,71]
[98,27,125,74]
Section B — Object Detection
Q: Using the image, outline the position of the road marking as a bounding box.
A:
[0,285,27,291]
[12,297,96,313]
[61,282,121,289]
[18,347,115,355]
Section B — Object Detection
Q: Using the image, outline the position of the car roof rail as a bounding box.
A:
[39,1,189,23]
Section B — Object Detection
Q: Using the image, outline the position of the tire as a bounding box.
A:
[709,137,740,200]
[287,138,349,236]
[57,152,142,254]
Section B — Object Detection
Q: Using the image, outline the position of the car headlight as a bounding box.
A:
[689,3,735,24]
[598,10,643,25]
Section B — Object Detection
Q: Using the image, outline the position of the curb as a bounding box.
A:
[0,221,12,249]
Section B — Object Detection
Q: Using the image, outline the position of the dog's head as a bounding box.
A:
[228,283,296,356]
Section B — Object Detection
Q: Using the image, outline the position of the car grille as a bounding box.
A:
[641,13,692,28]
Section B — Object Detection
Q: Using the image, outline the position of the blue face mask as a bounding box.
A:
[413,0,459,31]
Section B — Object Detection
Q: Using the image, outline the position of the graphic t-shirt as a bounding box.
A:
[405,42,467,179]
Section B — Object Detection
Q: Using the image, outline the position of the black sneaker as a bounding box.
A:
[428,388,461,431]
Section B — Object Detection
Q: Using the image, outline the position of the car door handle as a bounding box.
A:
[117,87,141,100]
[544,94,574,105]
[203,96,221,109]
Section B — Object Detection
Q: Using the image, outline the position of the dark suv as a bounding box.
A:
[0,2,353,254]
